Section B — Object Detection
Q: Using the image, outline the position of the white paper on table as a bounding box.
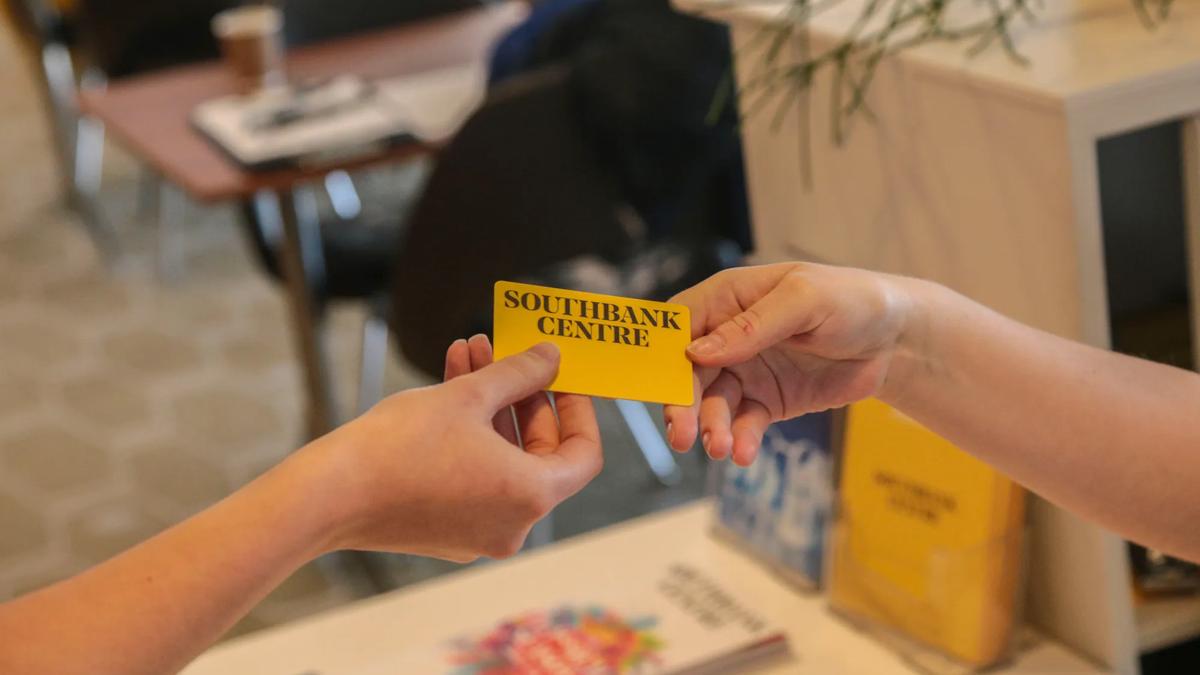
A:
[190,64,485,168]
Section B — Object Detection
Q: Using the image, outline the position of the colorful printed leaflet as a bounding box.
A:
[448,606,663,675]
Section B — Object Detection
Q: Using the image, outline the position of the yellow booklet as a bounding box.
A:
[492,281,694,406]
[828,399,1025,667]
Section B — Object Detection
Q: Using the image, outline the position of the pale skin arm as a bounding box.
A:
[0,338,601,675]
[663,262,1200,562]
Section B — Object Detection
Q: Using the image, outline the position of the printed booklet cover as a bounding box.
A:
[828,398,1026,667]
[712,412,834,588]
[387,561,789,674]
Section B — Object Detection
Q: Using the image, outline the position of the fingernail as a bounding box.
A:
[701,431,711,451]
[666,421,674,446]
[687,334,724,357]
[469,333,488,344]
[530,342,560,362]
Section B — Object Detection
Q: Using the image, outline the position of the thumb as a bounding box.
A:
[454,342,560,412]
[685,282,807,367]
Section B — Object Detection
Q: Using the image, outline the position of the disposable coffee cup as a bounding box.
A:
[212,5,285,95]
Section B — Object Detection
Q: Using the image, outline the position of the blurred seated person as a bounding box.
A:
[491,0,751,253]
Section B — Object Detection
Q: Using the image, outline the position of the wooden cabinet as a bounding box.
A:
[677,1,1200,672]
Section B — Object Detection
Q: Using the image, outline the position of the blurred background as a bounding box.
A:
[0,0,751,639]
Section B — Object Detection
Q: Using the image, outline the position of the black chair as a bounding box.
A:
[390,65,634,376]
[389,67,737,487]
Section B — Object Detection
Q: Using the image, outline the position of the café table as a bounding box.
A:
[78,2,528,438]
[182,499,1107,674]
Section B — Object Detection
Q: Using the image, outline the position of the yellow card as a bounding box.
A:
[493,281,694,406]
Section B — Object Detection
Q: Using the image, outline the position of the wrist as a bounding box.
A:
[877,275,943,409]
[271,430,368,558]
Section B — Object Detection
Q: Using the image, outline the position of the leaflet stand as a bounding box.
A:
[707,413,835,590]
[826,518,1030,674]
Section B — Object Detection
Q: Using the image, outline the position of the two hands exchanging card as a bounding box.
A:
[469,278,782,470]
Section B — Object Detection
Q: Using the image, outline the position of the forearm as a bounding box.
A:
[884,279,1200,560]
[0,441,346,675]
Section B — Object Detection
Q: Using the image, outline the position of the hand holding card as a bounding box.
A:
[493,281,694,406]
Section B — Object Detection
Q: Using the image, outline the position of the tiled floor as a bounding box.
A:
[0,21,707,640]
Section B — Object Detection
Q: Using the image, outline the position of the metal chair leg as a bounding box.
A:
[38,41,77,191]
[155,181,187,282]
[36,42,118,258]
[615,399,682,486]
[137,167,162,223]
[355,310,390,416]
[275,187,339,439]
[526,512,555,550]
[324,170,362,220]
[73,103,104,197]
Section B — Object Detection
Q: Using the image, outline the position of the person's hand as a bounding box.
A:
[299,337,602,563]
[663,262,916,465]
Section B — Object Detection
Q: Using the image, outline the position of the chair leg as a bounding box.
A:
[324,170,362,220]
[355,311,390,417]
[137,167,162,223]
[156,181,187,283]
[37,43,118,259]
[526,512,555,550]
[614,399,682,486]
[73,108,104,198]
[38,40,77,193]
[275,188,339,439]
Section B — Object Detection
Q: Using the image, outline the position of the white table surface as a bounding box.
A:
[184,499,1107,674]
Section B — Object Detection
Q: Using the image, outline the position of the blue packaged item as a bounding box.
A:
[712,411,834,588]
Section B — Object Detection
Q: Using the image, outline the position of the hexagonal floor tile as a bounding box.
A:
[0,315,81,371]
[59,367,151,432]
[151,287,235,334]
[219,332,293,373]
[0,489,49,566]
[0,366,42,421]
[41,271,132,319]
[170,385,283,447]
[0,424,113,495]
[102,326,204,379]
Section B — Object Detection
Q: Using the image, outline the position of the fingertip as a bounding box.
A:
[529,341,561,364]
[444,338,469,380]
[686,334,725,360]
[731,433,759,466]
[466,333,495,371]
[707,429,731,461]
[665,411,698,452]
